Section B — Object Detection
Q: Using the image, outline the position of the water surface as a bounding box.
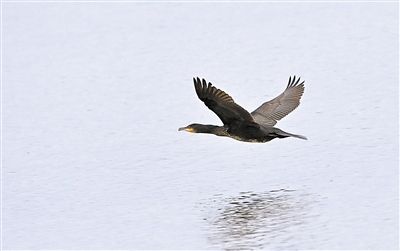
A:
[3,2,399,250]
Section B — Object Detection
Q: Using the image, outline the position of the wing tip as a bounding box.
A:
[287,75,305,88]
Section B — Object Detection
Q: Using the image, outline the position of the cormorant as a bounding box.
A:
[179,76,307,143]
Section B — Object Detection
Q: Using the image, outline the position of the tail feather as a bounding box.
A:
[288,132,307,140]
[277,131,307,140]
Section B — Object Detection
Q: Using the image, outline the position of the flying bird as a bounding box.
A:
[179,76,307,143]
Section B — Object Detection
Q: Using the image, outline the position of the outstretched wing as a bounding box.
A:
[193,77,255,126]
[251,76,305,126]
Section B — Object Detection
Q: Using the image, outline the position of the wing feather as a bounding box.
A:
[193,77,255,126]
[251,76,305,126]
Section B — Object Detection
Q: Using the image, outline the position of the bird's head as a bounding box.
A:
[178,124,224,135]
[178,123,201,133]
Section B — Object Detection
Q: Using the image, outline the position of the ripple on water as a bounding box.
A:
[198,189,322,250]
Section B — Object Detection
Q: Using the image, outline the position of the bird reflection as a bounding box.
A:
[201,189,317,250]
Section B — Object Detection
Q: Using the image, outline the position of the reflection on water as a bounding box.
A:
[199,189,320,250]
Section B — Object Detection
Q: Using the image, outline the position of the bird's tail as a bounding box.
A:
[277,130,308,140]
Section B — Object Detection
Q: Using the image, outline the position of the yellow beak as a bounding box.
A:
[178,126,194,133]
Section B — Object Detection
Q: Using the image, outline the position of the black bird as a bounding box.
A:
[179,76,307,143]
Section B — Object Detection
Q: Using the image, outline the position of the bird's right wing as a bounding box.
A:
[193,77,256,126]
[251,76,305,126]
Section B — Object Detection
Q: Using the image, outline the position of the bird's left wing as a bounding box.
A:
[194,77,255,126]
[251,76,305,126]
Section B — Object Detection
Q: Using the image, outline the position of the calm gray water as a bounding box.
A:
[3,2,399,250]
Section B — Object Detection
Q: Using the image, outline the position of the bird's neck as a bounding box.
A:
[196,125,227,136]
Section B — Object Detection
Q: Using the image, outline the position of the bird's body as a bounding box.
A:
[179,76,307,143]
